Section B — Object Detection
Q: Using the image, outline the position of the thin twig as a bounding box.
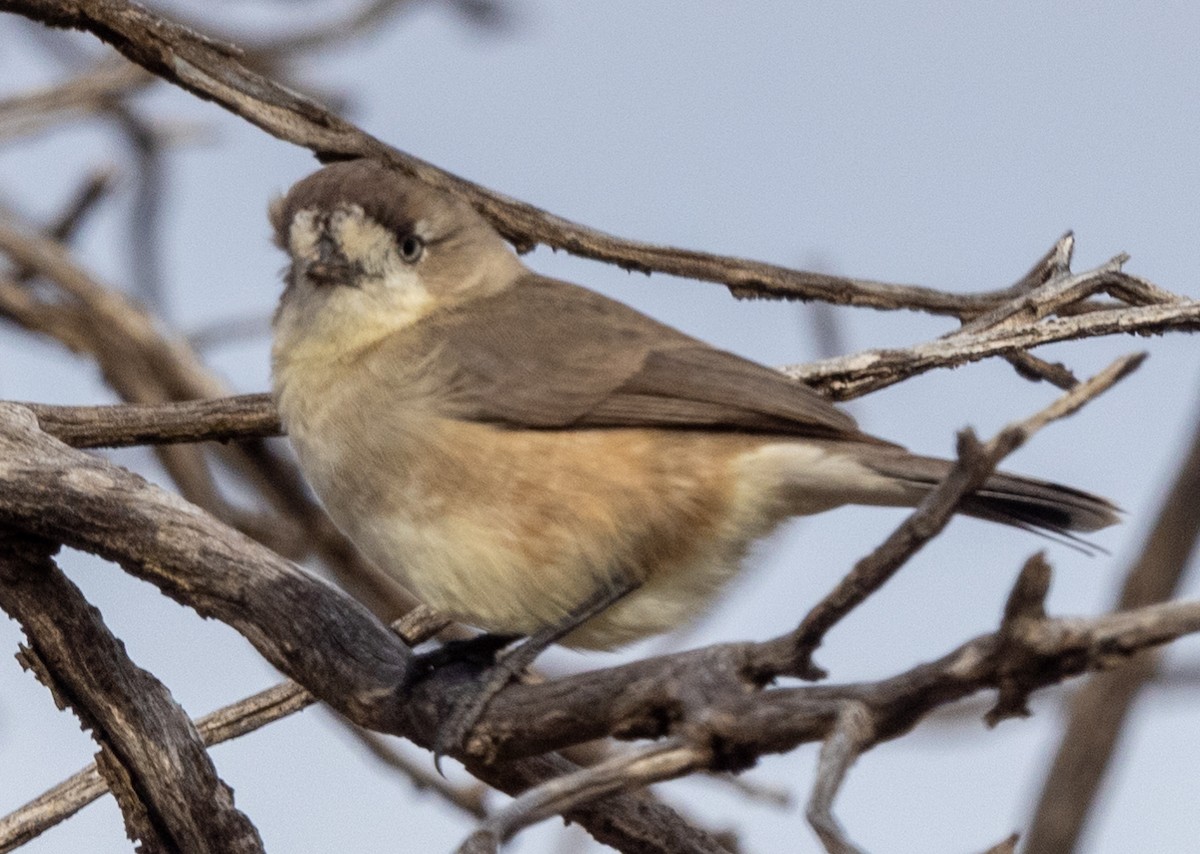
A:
[6,168,114,286]
[457,739,709,853]
[951,255,1129,338]
[1002,351,1078,390]
[787,299,1192,400]
[701,771,792,809]
[109,104,167,310]
[982,834,1021,854]
[186,313,272,352]
[806,702,873,854]
[45,168,114,241]
[342,726,489,820]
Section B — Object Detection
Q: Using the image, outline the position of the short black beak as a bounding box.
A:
[304,232,358,287]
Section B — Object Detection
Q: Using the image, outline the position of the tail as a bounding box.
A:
[856,448,1119,536]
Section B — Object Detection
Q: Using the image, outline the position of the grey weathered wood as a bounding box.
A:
[0,533,263,853]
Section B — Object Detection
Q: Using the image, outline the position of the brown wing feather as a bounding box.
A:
[422,274,868,439]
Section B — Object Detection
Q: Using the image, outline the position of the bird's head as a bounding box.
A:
[270,160,523,358]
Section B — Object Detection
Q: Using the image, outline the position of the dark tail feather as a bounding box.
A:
[861,451,1120,536]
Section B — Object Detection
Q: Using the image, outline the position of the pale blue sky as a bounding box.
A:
[1,3,1198,852]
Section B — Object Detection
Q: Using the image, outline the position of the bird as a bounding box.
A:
[269,160,1116,748]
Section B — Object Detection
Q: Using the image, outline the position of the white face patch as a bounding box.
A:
[273,205,435,367]
[286,209,322,263]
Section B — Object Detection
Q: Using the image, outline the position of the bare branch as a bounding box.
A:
[24,393,278,447]
[789,294,1194,401]
[458,739,709,854]
[0,0,1172,318]
[44,168,115,242]
[2,401,1200,847]
[0,765,106,854]
[1025,396,1200,852]
[0,605,473,852]
[0,532,263,853]
[806,702,872,854]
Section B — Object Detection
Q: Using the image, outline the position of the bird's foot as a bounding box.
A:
[422,580,641,773]
[430,636,547,771]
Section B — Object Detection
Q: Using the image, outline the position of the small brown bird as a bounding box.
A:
[270,160,1117,656]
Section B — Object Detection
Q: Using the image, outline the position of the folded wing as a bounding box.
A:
[419,274,871,440]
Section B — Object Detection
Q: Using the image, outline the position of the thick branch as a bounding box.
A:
[0,532,262,853]
[2,400,1199,847]
[1,609,478,853]
[0,403,726,854]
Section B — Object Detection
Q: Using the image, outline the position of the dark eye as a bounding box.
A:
[398,233,425,263]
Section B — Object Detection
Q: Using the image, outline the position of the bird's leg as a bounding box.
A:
[431,577,640,768]
[411,632,519,676]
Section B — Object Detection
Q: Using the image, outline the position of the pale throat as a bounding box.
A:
[272,214,438,424]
